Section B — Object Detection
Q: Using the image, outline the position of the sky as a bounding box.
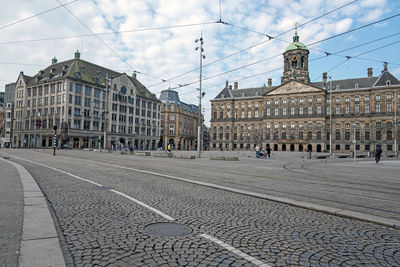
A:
[1,0,400,126]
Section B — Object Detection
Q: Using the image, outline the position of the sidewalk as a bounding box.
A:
[0,157,66,267]
[0,159,23,266]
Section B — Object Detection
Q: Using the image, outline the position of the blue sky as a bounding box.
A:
[1,0,400,125]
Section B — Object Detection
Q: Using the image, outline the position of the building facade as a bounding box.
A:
[211,31,400,153]
[160,88,200,150]
[12,51,161,150]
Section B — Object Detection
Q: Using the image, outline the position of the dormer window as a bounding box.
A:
[63,65,68,71]
[80,66,85,72]
[355,83,359,89]
[75,72,81,79]
[386,80,391,86]
[336,85,340,90]
[50,68,56,73]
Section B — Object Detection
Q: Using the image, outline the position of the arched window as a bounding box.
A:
[301,57,305,69]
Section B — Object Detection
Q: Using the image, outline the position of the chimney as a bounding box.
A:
[322,72,327,82]
[234,82,238,90]
[367,68,373,77]
[229,85,232,90]
[268,78,272,87]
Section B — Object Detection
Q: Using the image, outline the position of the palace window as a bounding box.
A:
[376,104,381,113]
[291,107,295,115]
[299,106,303,115]
[387,103,392,112]
[365,131,370,140]
[365,105,370,113]
[355,105,360,113]
[376,131,381,140]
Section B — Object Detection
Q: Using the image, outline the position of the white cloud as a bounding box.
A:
[0,0,398,125]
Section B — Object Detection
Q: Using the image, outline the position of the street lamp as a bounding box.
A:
[53,125,57,156]
[395,88,398,156]
[103,73,110,150]
[195,31,206,158]
[352,123,357,163]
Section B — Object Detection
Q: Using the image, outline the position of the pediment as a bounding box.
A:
[265,80,323,96]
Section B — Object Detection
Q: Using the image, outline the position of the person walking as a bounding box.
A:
[167,144,171,154]
[375,147,382,163]
[255,145,260,158]
[266,144,271,158]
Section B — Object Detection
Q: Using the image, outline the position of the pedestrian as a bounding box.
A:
[266,144,271,158]
[375,147,382,163]
[167,144,171,154]
[255,145,260,158]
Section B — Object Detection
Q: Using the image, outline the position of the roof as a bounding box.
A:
[311,70,400,91]
[160,88,198,113]
[285,33,307,52]
[26,58,120,87]
[125,74,159,102]
[213,85,275,100]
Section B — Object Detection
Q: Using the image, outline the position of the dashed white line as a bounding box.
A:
[110,189,175,221]
[8,153,271,266]
[199,234,271,267]
[9,155,174,221]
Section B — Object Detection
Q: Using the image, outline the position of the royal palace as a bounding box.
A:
[210,30,399,154]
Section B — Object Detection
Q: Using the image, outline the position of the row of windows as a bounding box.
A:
[213,120,395,132]
[213,103,400,119]
[213,93,400,115]
[212,131,398,142]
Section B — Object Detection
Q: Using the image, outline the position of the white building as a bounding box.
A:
[12,51,161,150]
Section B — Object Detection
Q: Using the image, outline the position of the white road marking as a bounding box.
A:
[9,155,174,221]
[199,234,271,267]
[9,153,270,266]
[110,189,175,221]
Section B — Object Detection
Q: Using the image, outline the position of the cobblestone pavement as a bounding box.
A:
[0,159,23,267]
[2,149,400,266]
[24,149,400,220]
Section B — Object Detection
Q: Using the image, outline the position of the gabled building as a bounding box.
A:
[211,30,400,153]
[159,88,201,150]
[12,51,161,150]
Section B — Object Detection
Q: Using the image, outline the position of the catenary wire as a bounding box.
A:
[0,21,218,45]
[147,0,360,88]
[0,0,79,30]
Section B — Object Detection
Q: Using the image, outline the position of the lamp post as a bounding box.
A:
[395,89,398,156]
[353,123,357,163]
[329,76,333,156]
[103,73,110,150]
[53,125,57,156]
[195,32,205,158]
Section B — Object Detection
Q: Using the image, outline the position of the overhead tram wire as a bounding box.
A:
[174,36,400,96]
[0,21,218,45]
[0,0,79,30]
[312,39,400,81]
[54,0,186,88]
[147,0,361,88]
[162,26,400,94]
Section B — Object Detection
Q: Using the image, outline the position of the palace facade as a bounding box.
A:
[210,31,400,153]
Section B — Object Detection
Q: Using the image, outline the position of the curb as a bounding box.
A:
[0,158,66,267]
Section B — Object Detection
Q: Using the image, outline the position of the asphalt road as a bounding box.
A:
[1,149,399,266]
